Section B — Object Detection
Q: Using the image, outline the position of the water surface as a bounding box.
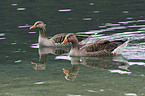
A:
[0,0,145,96]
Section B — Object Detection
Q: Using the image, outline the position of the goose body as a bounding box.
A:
[61,33,129,57]
[30,21,91,47]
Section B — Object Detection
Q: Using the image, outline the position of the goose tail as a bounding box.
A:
[112,38,129,55]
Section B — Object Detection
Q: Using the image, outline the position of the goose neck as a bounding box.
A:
[71,40,79,50]
[39,27,47,38]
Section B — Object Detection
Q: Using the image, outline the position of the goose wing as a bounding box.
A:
[51,33,92,43]
[51,33,68,43]
[80,40,126,52]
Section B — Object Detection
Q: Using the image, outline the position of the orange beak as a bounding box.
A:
[61,38,68,44]
[63,68,69,74]
[30,25,36,29]
[34,67,38,70]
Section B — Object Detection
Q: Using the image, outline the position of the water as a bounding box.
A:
[0,0,145,96]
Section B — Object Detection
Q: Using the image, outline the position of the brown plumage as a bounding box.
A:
[61,33,129,57]
[51,33,91,44]
[30,21,91,47]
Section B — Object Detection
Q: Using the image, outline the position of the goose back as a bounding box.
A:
[80,40,126,52]
[51,33,92,43]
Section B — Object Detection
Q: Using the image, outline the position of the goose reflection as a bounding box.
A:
[31,47,129,81]
[31,47,70,70]
[63,57,80,81]
[31,53,47,70]
[58,56,129,81]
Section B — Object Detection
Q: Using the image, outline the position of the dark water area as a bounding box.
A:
[0,0,145,96]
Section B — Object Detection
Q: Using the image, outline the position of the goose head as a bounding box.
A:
[30,21,45,30]
[61,33,78,44]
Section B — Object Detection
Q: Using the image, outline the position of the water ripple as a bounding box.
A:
[0,38,6,40]
[83,18,92,21]
[18,24,30,28]
[86,19,145,60]
[0,33,5,36]
[124,93,137,96]
[58,9,71,12]
[0,33,5,40]
[34,82,44,85]
[17,8,26,11]
[108,70,132,74]
[67,94,81,96]
[11,4,18,6]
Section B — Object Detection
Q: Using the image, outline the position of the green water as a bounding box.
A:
[0,0,145,96]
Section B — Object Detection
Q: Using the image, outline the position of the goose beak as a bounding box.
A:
[63,68,69,74]
[30,25,36,29]
[61,38,68,44]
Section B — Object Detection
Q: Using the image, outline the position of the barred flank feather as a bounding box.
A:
[81,40,111,52]
[81,40,126,52]
[86,50,112,57]
[51,33,67,43]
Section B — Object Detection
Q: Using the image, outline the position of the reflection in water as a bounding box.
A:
[57,56,129,81]
[32,46,129,81]
[29,18,145,82]
[31,47,70,70]
[63,57,80,81]
[31,53,47,70]
[1,0,145,95]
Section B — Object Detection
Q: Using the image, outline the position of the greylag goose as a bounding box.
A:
[61,33,129,57]
[30,21,91,47]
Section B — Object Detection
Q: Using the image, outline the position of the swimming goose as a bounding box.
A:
[61,33,129,57]
[30,21,91,47]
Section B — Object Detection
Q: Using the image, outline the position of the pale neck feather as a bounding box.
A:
[71,37,79,50]
[69,38,84,56]
[38,28,55,46]
[39,27,47,38]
